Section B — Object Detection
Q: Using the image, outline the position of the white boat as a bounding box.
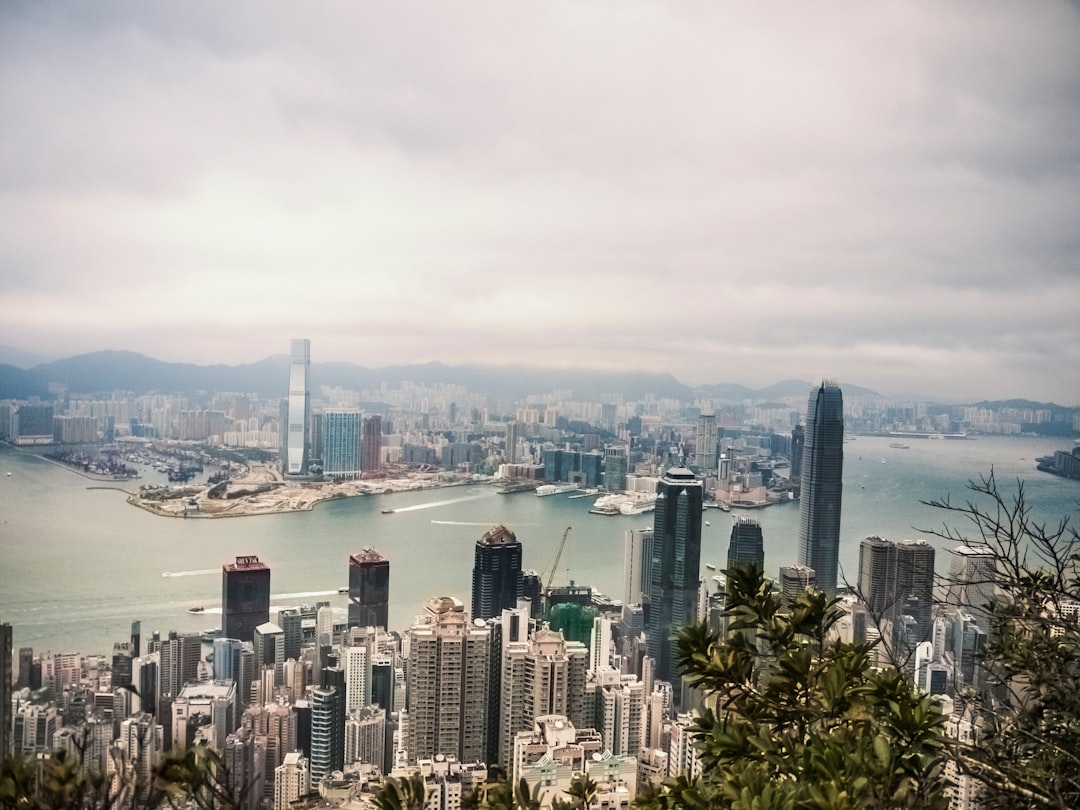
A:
[536,484,576,496]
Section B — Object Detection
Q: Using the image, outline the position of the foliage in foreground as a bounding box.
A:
[0,746,239,810]
[922,471,1080,810]
[640,565,950,810]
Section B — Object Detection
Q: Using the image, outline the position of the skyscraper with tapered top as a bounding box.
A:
[646,467,703,689]
[797,382,844,595]
[727,518,764,574]
[285,339,310,476]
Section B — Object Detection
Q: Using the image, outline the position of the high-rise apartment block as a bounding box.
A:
[406,597,491,764]
[797,382,844,595]
[647,468,703,690]
[285,339,311,476]
[348,548,390,630]
[310,668,346,782]
[222,556,271,644]
[274,752,310,810]
[471,524,524,621]
[360,415,382,473]
[695,414,717,474]
[498,627,589,768]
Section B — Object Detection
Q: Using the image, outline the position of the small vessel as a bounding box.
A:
[381,509,394,514]
[705,521,711,526]
[200,627,221,642]
[5,472,11,477]
[717,503,731,512]
[337,586,349,594]
[705,563,716,570]
[889,442,910,450]
[188,606,205,614]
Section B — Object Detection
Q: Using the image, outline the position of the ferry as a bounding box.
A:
[535,484,577,497]
[619,500,655,516]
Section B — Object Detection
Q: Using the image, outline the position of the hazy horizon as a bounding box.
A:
[2,2,1078,403]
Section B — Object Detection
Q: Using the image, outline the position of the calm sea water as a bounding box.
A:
[2,435,1078,657]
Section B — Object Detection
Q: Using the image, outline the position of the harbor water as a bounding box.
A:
[1,435,1078,656]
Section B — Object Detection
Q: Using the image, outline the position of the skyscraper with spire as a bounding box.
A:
[797,382,844,595]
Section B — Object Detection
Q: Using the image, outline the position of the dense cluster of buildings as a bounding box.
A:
[5,341,1073,809]
[0,371,1028,810]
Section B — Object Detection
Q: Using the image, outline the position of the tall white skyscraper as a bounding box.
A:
[344,645,369,712]
[591,616,613,672]
[285,339,311,475]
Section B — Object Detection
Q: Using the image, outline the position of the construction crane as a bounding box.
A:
[544,526,572,591]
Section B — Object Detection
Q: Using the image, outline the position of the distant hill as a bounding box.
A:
[1,351,694,402]
[0,343,56,369]
[0,364,49,400]
[970,398,1073,411]
[0,349,893,404]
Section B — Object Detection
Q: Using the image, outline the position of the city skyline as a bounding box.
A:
[1,4,1078,405]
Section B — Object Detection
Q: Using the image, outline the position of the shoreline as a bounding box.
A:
[126,473,486,519]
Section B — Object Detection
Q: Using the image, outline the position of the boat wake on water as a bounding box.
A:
[272,590,339,601]
[391,494,489,513]
[161,568,218,578]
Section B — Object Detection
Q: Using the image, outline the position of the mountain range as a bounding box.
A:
[5,348,1071,411]
[0,349,894,404]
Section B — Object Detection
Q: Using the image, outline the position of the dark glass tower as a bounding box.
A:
[790,423,805,482]
[471,524,523,621]
[348,548,390,629]
[726,517,764,574]
[222,556,271,644]
[797,383,844,595]
[646,467,703,687]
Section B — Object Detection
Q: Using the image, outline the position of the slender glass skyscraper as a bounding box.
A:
[285,338,311,475]
[646,467,703,688]
[797,382,844,595]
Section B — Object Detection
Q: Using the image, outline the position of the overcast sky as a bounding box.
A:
[1,2,1078,403]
